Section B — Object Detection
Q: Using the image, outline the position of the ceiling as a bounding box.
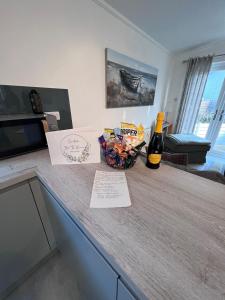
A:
[104,0,225,52]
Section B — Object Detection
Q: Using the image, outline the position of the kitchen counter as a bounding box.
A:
[1,149,225,300]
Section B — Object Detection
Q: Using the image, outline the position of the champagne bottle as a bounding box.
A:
[146,112,165,169]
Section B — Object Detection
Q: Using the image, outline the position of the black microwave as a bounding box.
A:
[0,117,47,159]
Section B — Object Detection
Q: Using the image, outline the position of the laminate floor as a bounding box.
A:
[5,252,80,300]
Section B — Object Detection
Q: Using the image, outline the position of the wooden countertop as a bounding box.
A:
[1,149,225,300]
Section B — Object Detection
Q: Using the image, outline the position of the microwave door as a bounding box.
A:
[0,119,47,159]
[1,126,27,150]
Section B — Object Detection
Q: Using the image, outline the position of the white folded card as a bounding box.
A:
[90,171,131,208]
[46,128,100,165]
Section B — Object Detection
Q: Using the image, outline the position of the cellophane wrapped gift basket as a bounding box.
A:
[98,122,146,169]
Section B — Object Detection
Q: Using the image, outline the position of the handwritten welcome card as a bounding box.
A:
[90,171,131,208]
[46,128,100,165]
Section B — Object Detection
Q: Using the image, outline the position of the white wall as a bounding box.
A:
[0,0,172,130]
[165,39,225,128]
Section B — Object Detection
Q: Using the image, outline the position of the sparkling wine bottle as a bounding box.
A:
[146,112,165,169]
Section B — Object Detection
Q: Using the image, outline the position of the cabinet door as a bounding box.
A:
[40,183,118,300]
[0,182,50,294]
[117,279,136,300]
[29,178,56,249]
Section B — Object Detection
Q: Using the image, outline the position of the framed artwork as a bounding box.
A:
[106,48,158,108]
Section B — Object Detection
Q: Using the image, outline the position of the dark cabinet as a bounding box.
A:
[40,183,118,300]
[0,178,138,299]
[0,182,50,295]
[117,279,136,300]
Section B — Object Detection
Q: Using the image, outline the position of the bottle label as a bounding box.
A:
[148,154,161,164]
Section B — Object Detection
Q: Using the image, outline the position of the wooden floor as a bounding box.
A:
[5,252,80,300]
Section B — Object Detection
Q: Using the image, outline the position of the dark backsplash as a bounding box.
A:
[0,85,73,130]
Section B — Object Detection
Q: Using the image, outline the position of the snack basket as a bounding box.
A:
[100,143,139,169]
[99,123,145,169]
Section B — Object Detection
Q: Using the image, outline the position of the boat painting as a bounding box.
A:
[106,49,158,108]
[120,69,142,93]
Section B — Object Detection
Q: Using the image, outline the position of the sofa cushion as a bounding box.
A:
[164,134,211,152]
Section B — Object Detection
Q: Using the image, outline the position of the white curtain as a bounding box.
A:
[175,56,213,134]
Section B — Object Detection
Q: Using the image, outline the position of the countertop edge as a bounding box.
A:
[36,173,146,300]
[0,168,146,300]
[0,168,37,190]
